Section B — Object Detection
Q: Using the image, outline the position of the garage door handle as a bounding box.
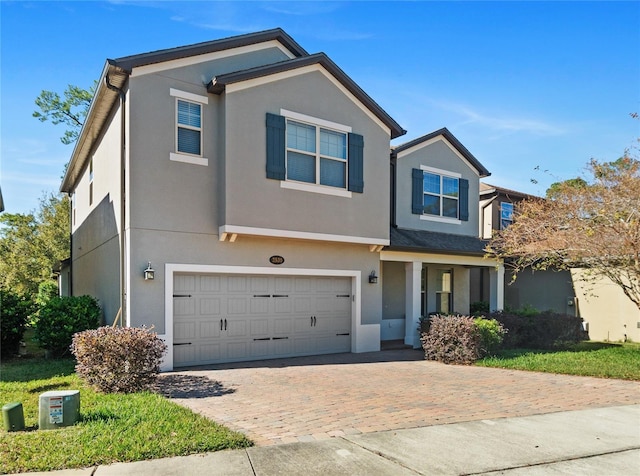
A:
[336,294,350,298]
[174,342,192,346]
[336,333,350,336]
[253,294,270,298]
[220,319,228,331]
[173,294,192,298]
[272,336,289,340]
[254,337,271,341]
[272,294,289,298]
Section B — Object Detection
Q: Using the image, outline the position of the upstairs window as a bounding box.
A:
[423,171,459,219]
[266,110,364,196]
[176,99,201,156]
[412,167,469,222]
[170,88,208,166]
[286,120,347,189]
[500,202,514,229]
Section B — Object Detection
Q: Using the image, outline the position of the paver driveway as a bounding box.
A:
[158,349,640,446]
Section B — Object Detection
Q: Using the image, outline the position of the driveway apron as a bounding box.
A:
[158,349,640,446]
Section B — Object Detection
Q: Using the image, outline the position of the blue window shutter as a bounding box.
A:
[412,168,423,214]
[266,113,286,180]
[348,133,364,193]
[459,178,469,221]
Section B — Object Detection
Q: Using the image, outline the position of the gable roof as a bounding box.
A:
[61,29,311,193]
[207,52,406,139]
[392,128,491,178]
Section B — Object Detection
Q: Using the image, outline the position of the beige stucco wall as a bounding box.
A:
[571,269,640,342]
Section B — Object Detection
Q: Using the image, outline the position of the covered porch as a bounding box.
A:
[380,229,504,348]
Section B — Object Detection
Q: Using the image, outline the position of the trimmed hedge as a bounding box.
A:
[487,311,584,349]
[72,326,167,393]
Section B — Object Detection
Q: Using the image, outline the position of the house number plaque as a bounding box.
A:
[269,255,285,265]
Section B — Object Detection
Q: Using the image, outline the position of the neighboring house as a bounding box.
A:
[60,29,406,370]
[381,129,504,348]
[476,183,639,343]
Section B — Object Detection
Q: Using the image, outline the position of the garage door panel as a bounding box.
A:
[274,296,292,313]
[227,276,248,292]
[175,275,196,293]
[227,341,250,359]
[250,297,270,314]
[274,277,293,293]
[226,318,248,338]
[174,345,197,366]
[227,297,247,314]
[175,322,196,340]
[199,275,221,292]
[199,319,221,339]
[249,318,270,336]
[250,276,270,293]
[174,298,195,316]
[199,343,222,361]
[273,317,293,335]
[199,298,221,315]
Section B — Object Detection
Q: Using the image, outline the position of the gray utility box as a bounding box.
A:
[38,390,80,430]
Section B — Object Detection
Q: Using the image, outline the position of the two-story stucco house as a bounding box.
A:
[380,129,504,348]
[60,29,407,370]
[60,29,507,369]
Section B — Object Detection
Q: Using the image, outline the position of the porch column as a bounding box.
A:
[405,261,422,348]
[489,263,505,312]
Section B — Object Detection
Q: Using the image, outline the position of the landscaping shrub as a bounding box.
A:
[470,301,490,316]
[0,288,33,357]
[474,317,507,356]
[71,326,167,393]
[489,311,584,349]
[35,295,101,357]
[420,314,481,364]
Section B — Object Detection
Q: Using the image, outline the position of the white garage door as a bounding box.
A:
[173,273,352,367]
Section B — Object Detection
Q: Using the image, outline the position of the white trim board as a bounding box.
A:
[219,224,389,246]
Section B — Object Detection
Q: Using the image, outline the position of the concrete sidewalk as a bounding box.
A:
[17,404,640,475]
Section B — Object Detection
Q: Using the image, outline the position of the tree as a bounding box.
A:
[487,153,640,311]
[0,193,70,296]
[33,82,95,145]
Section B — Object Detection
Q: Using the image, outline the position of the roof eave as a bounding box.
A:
[60,61,128,193]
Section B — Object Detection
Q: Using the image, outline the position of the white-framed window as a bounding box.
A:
[286,119,348,189]
[422,170,459,219]
[500,202,514,229]
[435,269,453,314]
[169,89,208,166]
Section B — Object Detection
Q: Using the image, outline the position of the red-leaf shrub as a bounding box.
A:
[420,315,481,364]
[71,326,167,393]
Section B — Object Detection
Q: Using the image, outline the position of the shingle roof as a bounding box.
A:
[388,227,489,256]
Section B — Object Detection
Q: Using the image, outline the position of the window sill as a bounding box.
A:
[280,180,352,198]
[420,215,461,225]
[170,153,208,166]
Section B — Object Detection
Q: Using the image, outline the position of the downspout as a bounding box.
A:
[105,73,127,326]
[67,192,73,297]
[390,151,397,228]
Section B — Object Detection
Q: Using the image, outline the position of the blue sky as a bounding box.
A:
[2,0,639,214]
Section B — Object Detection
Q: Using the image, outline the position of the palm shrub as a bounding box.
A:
[35,295,101,357]
[0,288,33,357]
[421,314,481,364]
[71,326,167,393]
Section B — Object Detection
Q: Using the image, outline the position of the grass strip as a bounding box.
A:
[1,358,251,474]
[477,341,640,380]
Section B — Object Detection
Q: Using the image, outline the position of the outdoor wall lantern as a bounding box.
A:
[144,262,155,280]
[368,270,378,284]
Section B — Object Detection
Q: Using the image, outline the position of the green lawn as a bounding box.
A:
[477,341,640,380]
[0,357,251,474]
